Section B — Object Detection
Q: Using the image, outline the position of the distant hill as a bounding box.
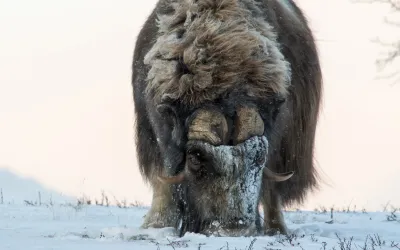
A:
[0,167,74,205]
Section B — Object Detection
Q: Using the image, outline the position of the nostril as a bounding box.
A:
[256,151,266,165]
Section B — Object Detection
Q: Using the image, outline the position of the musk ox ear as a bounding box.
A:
[156,104,178,123]
[270,96,286,121]
[273,96,286,107]
[156,104,184,147]
[155,103,185,175]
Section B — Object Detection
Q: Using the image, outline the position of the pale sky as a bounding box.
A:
[0,0,399,211]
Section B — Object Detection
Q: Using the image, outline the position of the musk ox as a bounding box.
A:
[131,0,322,237]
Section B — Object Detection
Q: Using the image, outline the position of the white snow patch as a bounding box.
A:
[0,203,399,249]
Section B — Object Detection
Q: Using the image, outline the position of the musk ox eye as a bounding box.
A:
[187,152,202,171]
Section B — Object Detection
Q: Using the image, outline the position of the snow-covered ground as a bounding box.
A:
[1,200,399,250]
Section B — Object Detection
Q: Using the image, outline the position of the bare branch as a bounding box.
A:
[383,16,400,27]
[374,69,400,79]
[352,0,400,84]
[351,0,400,10]
[371,37,397,47]
[377,45,400,67]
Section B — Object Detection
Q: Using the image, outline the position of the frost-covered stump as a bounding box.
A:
[182,136,269,237]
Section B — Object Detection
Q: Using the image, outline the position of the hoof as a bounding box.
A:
[141,217,170,229]
[265,225,288,236]
[141,207,179,229]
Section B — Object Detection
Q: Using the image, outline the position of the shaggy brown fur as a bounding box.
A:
[132,0,322,236]
[144,0,291,107]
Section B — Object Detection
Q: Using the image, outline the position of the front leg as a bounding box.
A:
[141,174,179,229]
[261,185,288,236]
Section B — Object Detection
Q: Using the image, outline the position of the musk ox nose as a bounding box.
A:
[196,136,269,237]
[219,135,269,178]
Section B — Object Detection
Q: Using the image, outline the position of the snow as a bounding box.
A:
[1,202,399,250]
[0,164,399,249]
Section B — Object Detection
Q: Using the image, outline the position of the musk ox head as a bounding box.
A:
[157,106,294,236]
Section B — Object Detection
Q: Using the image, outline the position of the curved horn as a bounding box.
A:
[188,109,228,145]
[157,172,186,184]
[233,106,264,145]
[264,169,294,182]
